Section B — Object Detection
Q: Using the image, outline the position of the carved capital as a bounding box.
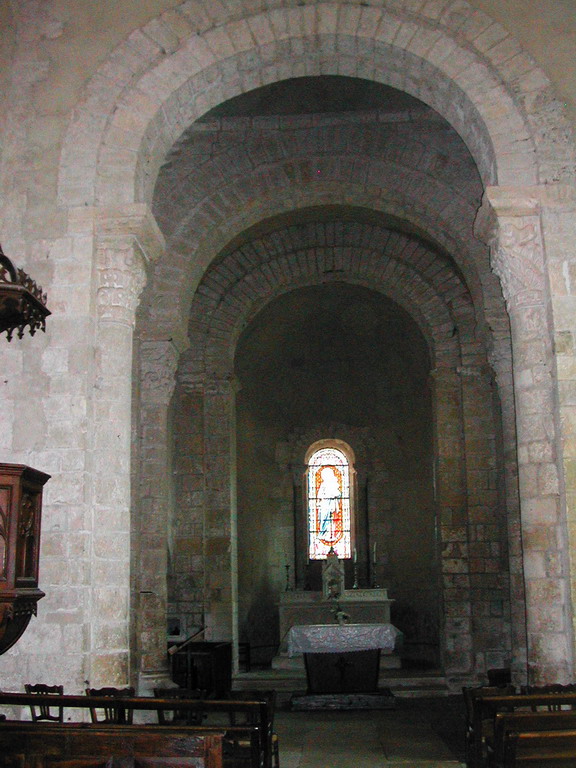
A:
[492,218,545,310]
[140,340,179,404]
[96,243,148,326]
[475,187,546,311]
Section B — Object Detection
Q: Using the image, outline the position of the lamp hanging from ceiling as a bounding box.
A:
[0,243,50,341]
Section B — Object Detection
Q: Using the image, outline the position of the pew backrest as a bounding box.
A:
[469,692,576,768]
[0,691,274,768]
[491,710,576,766]
[0,721,225,768]
[503,728,576,767]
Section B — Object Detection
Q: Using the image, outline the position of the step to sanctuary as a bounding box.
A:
[290,688,396,711]
[233,667,451,702]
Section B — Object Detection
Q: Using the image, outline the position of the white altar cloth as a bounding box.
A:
[287,623,401,657]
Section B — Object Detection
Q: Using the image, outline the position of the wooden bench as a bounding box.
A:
[0,691,274,768]
[463,685,516,767]
[488,711,576,767]
[0,720,225,768]
[465,690,576,768]
[499,728,576,767]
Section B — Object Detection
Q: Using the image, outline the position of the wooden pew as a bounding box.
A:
[463,685,515,767]
[0,691,274,768]
[0,720,225,768]
[488,711,576,767]
[466,690,576,768]
[500,729,576,767]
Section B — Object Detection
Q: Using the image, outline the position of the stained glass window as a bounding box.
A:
[307,447,351,560]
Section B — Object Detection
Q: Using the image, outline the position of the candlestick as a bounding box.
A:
[285,563,292,591]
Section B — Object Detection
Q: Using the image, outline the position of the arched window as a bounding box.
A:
[307,446,352,560]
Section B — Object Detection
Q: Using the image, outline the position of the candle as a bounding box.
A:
[373,542,377,564]
[353,547,357,563]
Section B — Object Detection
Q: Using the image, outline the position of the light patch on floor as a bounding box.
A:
[275,708,466,768]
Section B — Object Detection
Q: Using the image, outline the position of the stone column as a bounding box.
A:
[477,186,574,684]
[136,340,179,694]
[459,363,512,675]
[89,206,163,688]
[203,376,239,666]
[430,367,472,676]
[365,461,390,589]
[487,338,527,683]
[291,463,306,591]
[538,186,576,668]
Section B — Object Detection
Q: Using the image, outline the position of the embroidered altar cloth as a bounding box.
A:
[287,623,400,656]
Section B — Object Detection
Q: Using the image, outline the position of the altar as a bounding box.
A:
[278,587,395,642]
[288,623,401,695]
[275,551,401,674]
[287,623,399,657]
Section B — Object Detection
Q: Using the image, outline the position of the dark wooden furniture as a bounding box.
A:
[0,244,50,341]
[466,690,576,768]
[304,648,381,693]
[169,641,232,697]
[25,683,64,722]
[463,684,516,767]
[489,711,576,767]
[0,463,50,654]
[520,684,576,709]
[224,690,279,768]
[500,729,576,767]
[238,641,251,672]
[487,668,512,687]
[0,721,224,768]
[0,690,278,768]
[154,687,206,725]
[85,686,136,724]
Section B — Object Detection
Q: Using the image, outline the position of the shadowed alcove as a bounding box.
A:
[234,281,438,667]
[159,72,512,682]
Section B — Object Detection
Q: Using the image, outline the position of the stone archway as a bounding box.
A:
[54,0,576,688]
[168,215,511,681]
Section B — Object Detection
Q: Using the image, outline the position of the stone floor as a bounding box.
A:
[275,696,466,767]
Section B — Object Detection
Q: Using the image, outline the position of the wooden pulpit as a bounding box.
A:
[0,463,50,653]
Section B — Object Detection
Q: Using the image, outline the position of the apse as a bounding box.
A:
[158,73,511,678]
[234,282,438,667]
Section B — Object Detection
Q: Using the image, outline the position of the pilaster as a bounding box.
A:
[136,340,179,693]
[477,184,574,684]
[203,376,239,664]
[430,366,471,676]
[87,204,164,688]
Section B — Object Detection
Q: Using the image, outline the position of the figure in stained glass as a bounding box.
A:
[307,447,352,560]
[317,466,341,540]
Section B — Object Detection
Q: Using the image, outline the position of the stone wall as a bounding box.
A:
[0,0,575,691]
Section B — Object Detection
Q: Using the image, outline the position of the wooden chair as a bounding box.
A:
[463,684,516,768]
[24,683,64,723]
[224,689,279,768]
[154,687,207,725]
[84,686,135,724]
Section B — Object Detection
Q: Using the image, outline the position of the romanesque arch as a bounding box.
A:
[53,0,576,687]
